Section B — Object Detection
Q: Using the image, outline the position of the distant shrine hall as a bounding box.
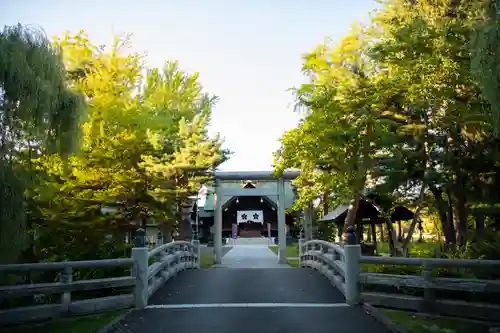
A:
[190,180,298,241]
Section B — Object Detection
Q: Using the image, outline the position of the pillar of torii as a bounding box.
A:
[213,170,313,264]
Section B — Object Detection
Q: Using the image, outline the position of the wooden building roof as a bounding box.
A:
[319,199,414,225]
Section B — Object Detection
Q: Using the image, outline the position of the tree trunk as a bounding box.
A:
[113,228,126,245]
[337,228,342,243]
[454,193,468,247]
[397,221,403,242]
[160,222,173,242]
[445,187,457,241]
[385,220,396,256]
[343,167,367,233]
[430,185,456,246]
[323,192,329,217]
[343,196,360,231]
[369,200,396,256]
[401,182,426,250]
[379,224,385,242]
[475,211,485,235]
[358,224,364,241]
[432,214,441,241]
[418,222,424,242]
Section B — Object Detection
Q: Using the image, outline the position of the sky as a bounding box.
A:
[1,0,379,171]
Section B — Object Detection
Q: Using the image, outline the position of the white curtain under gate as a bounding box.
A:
[236,210,264,224]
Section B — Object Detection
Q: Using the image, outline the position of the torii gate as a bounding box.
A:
[213,170,313,264]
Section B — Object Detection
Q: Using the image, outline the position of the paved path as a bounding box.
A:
[230,236,273,246]
[199,244,232,258]
[110,245,390,333]
[216,244,290,268]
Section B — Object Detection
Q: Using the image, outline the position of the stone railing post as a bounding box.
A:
[156,232,163,247]
[298,238,305,265]
[135,228,147,248]
[60,266,72,312]
[343,227,361,305]
[132,228,149,308]
[191,239,201,268]
[155,232,163,263]
[174,243,180,273]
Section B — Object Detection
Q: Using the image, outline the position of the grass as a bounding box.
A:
[198,246,233,268]
[383,310,494,333]
[376,240,442,256]
[267,241,445,269]
[269,240,442,259]
[268,245,278,254]
[13,311,123,333]
[199,254,215,268]
[268,244,301,267]
[362,240,449,274]
[268,244,299,258]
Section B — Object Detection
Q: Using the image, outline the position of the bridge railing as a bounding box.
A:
[144,240,199,301]
[298,239,360,305]
[0,235,199,327]
[0,258,135,326]
[299,238,500,321]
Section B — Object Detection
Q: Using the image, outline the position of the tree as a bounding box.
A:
[276,27,383,214]
[470,0,500,134]
[276,0,500,253]
[30,31,229,262]
[0,24,84,264]
[368,0,492,247]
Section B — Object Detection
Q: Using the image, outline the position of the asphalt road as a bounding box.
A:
[109,267,390,333]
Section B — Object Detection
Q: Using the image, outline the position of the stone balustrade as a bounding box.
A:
[299,236,500,321]
[0,229,200,327]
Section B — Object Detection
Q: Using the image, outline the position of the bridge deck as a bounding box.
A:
[109,245,390,333]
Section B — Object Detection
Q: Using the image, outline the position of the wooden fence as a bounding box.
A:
[299,239,500,321]
[359,256,500,320]
[0,239,200,326]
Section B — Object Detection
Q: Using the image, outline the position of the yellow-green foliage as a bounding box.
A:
[29,31,228,264]
[274,0,500,254]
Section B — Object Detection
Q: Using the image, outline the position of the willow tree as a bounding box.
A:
[0,24,84,264]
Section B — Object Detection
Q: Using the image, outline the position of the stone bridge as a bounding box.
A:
[2,170,499,332]
[106,237,389,333]
[2,234,500,332]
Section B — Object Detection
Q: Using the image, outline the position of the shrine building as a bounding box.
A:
[190,180,299,242]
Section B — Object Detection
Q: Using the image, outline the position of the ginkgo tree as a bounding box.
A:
[31,31,229,261]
